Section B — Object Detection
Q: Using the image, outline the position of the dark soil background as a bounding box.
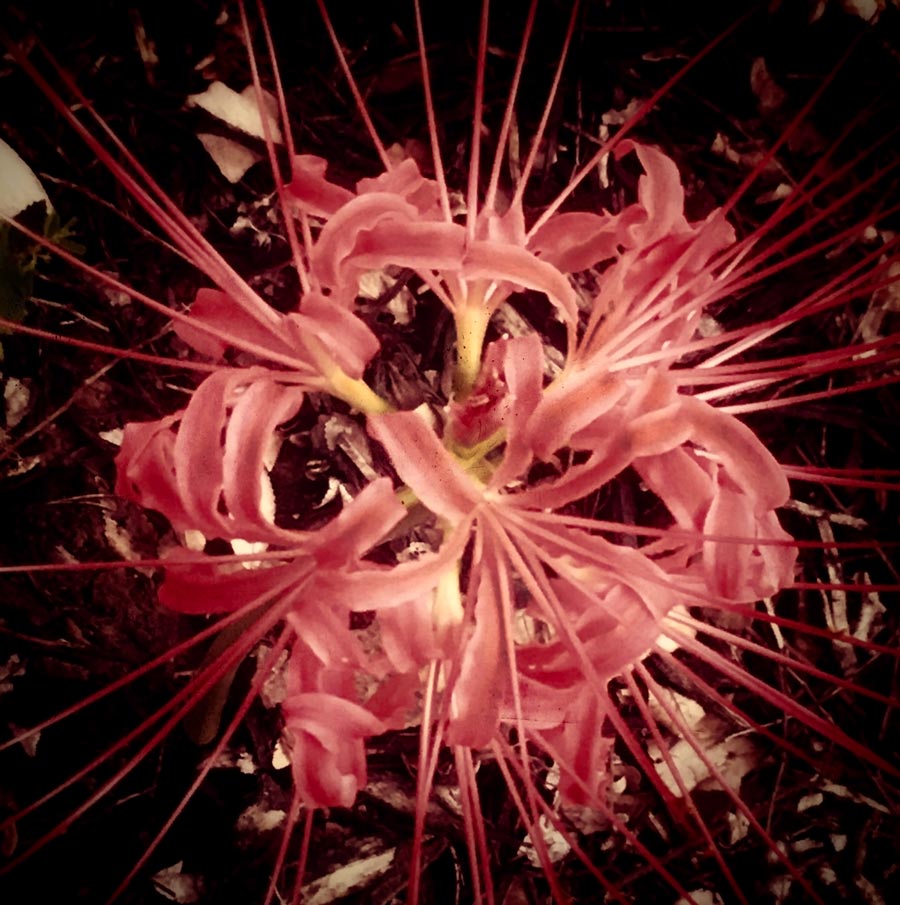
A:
[1,1,899,903]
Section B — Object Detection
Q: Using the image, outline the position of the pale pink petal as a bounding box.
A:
[625,401,693,458]
[670,208,736,277]
[475,204,527,247]
[286,603,363,668]
[702,474,758,599]
[166,369,318,541]
[356,157,442,215]
[621,140,686,245]
[173,288,300,361]
[682,397,790,511]
[172,370,244,536]
[632,395,788,534]
[634,446,716,530]
[558,579,668,676]
[287,153,355,218]
[222,379,305,534]
[505,548,678,805]
[377,596,442,674]
[310,193,417,287]
[750,509,799,597]
[511,413,633,511]
[158,482,405,621]
[330,218,466,299]
[289,290,380,379]
[115,414,191,530]
[703,472,797,600]
[322,522,470,613]
[529,209,642,273]
[525,362,625,462]
[283,691,384,808]
[123,378,402,554]
[367,411,482,522]
[445,548,504,749]
[483,334,545,488]
[543,697,612,807]
[514,374,689,511]
[311,193,464,292]
[311,477,407,567]
[363,671,423,729]
[282,642,386,809]
[523,521,679,609]
[463,240,578,325]
[526,141,690,275]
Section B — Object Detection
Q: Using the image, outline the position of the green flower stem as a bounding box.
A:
[329,369,393,414]
[454,291,490,398]
[299,330,392,414]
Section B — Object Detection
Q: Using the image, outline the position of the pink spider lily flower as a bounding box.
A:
[117,440,465,814]
[2,2,900,904]
[112,359,475,813]
[366,348,791,742]
[288,147,579,395]
[361,303,879,904]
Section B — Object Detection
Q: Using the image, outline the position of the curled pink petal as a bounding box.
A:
[367,410,482,522]
[463,240,578,325]
[323,522,470,612]
[173,370,258,536]
[356,157,442,215]
[338,218,467,289]
[529,209,641,273]
[620,140,686,245]
[115,414,189,529]
[514,373,688,511]
[290,290,380,379]
[310,477,407,567]
[311,193,462,291]
[173,288,300,361]
[634,446,716,530]
[537,695,611,807]
[475,204,527,247]
[683,396,790,511]
[484,334,545,488]
[527,140,706,276]
[703,472,797,600]
[364,671,423,729]
[525,362,625,462]
[446,549,504,749]
[222,379,306,533]
[288,153,355,218]
[283,691,384,809]
[377,597,442,674]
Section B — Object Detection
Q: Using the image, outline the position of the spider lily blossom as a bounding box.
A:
[2,2,899,903]
[109,117,801,846]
